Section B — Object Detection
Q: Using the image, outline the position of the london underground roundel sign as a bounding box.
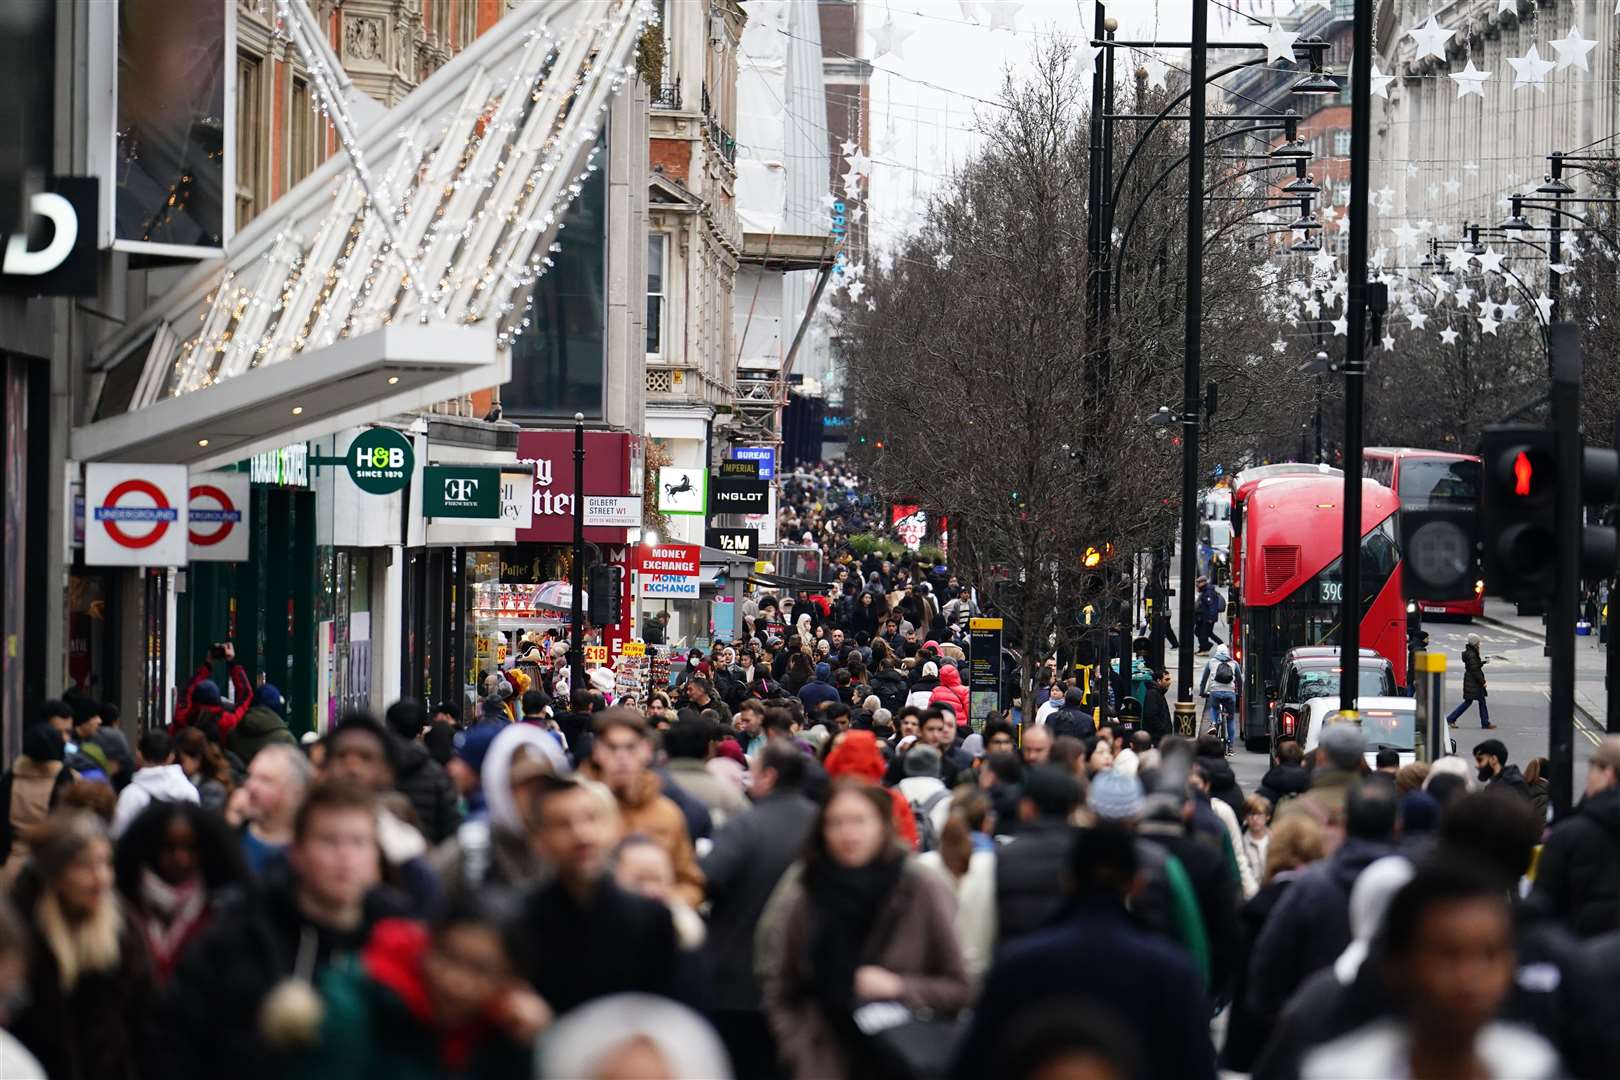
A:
[187,471,252,563]
[84,463,189,567]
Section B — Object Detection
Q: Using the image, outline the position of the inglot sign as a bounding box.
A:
[708,475,769,515]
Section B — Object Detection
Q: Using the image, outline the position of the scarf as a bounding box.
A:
[138,868,209,971]
[36,890,123,992]
[804,854,905,1020]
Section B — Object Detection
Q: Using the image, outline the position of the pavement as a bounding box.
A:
[1163,597,1614,798]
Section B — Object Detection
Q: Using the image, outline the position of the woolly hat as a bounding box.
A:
[588,666,615,694]
[191,679,222,707]
[1319,722,1366,769]
[453,722,504,775]
[814,662,832,681]
[255,684,285,714]
[1088,769,1145,822]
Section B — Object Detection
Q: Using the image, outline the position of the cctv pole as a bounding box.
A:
[1175,0,1207,734]
[569,412,586,687]
[1337,0,1374,717]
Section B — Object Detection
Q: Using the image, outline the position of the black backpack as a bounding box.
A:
[1215,660,1235,684]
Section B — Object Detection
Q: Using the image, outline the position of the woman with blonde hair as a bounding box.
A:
[9,811,152,1080]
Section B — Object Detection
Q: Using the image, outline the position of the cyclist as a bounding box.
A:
[1198,644,1241,755]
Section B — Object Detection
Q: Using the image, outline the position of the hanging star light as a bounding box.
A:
[1272,338,1288,354]
[1408,309,1429,329]
[1440,326,1460,344]
[1551,25,1598,72]
[1507,43,1556,92]
[1305,298,1322,318]
[1142,54,1169,89]
[1500,299,1520,321]
[1075,38,1103,76]
[987,1,1022,33]
[1479,314,1500,335]
[1431,274,1453,296]
[1335,209,1353,235]
[1533,293,1555,321]
[1391,221,1423,248]
[1478,299,1497,316]
[934,252,953,270]
[1375,187,1396,211]
[1450,59,1492,98]
[957,1,983,23]
[1369,62,1395,98]
[1312,249,1339,274]
[869,17,914,60]
[1444,246,1475,273]
[1261,20,1300,64]
[1454,283,1477,307]
[1405,161,1420,178]
[845,150,872,177]
[1426,183,1440,199]
[1328,315,1347,335]
[1475,246,1506,275]
[1443,176,1462,195]
[1408,14,1456,61]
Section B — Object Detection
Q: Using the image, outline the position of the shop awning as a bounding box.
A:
[81,0,647,466]
[72,323,497,469]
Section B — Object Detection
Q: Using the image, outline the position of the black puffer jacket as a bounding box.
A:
[1051,688,1096,741]
[391,736,462,844]
[870,669,909,712]
[1530,786,1620,937]
[1256,763,1309,806]
[1197,752,1245,819]
[994,819,1076,944]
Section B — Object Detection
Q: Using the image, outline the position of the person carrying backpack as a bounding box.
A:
[896,744,951,852]
[1199,645,1241,754]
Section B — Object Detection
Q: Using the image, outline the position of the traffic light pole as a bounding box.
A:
[1549,326,1579,818]
[1176,0,1207,724]
[570,411,586,686]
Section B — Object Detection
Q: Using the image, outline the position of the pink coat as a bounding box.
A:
[928,664,971,719]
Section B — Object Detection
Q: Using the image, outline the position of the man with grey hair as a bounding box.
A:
[896,743,951,849]
[1274,722,1366,836]
[236,742,316,874]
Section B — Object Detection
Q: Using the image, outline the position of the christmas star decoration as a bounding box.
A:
[1450,60,1492,98]
[1533,293,1555,321]
[846,280,866,302]
[957,1,983,23]
[848,205,864,223]
[1507,43,1556,92]
[819,192,839,211]
[840,140,857,157]
[1335,210,1353,235]
[1454,283,1476,307]
[869,18,914,60]
[1426,183,1440,199]
[844,150,872,177]
[1406,161,1420,178]
[1408,309,1429,330]
[1261,20,1300,65]
[1408,15,1456,61]
[1551,25,1597,72]
[1372,245,1390,268]
[1370,62,1395,98]
[1440,326,1460,345]
[987,1,1022,34]
[1332,316,1349,336]
[1311,249,1338,274]
[1443,176,1462,195]
[1375,187,1396,210]
[1500,299,1520,321]
[1142,55,1169,89]
[1474,246,1505,276]
[1075,38,1103,76]
[1478,314,1500,335]
[1478,299,1497,317]
[1383,334,1396,351]
[1550,262,1574,275]
[1272,338,1288,354]
[1430,274,1453,296]
[841,166,863,192]
[1391,221,1423,248]
[1305,298,1322,318]
[1444,246,1475,273]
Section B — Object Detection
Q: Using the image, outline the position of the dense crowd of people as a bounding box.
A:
[3,464,1620,1078]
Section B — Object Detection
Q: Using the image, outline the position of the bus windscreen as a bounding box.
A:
[1398,458,1480,509]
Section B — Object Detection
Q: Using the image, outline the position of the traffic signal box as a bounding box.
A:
[587,564,624,626]
[1478,425,1619,604]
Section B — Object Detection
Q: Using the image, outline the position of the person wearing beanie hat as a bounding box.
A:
[8,811,153,1080]
[1089,769,1146,823]
[0,725,77,886]
[823,731,919,850]
[228,684,298,767]
[796,659,840,716]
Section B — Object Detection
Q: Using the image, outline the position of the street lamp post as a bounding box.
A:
[569,412,586,688]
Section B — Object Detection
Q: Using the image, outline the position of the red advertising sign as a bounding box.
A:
[635,543,701,576]
[515,430,633,543]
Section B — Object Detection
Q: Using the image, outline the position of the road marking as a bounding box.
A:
[1538,687,1603,746]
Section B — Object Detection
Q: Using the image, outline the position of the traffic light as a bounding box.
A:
[1400,505,1480,603]
[587,564,623,625]
[1480,426,1557,603]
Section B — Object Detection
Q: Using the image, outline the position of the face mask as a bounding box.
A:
[1478,765,1495,782]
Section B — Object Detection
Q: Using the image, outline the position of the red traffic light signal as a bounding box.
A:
[1513,451,1534,496]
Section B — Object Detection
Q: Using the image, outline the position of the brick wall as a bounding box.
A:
[650,137,692,184]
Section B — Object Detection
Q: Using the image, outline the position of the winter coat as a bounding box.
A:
[1257,763,1310,806]
[1197,752,1246,819]
[391,738,462,845]
[796,675,840,716]
[583,768,705,906]
[1196,584,1225,623]
[227,706,297,765]
[917,849,998,985]
[1051,688,1097,741]
[1300,1020,1558,1080]
[1142,685,1173,742]
[156,865,412,1080]
[516,875,681,1017]
[1222,875,1300,1072]
[0,758,74,879]
[1530,786,1620,937]
[870,668,909,712]
[700,790,819,1013]
[1139,821,1243,996]
[9,877,153,1080]
[758,860,970,1080]
[952,899,1216,1080]
[298,919,531,1080]
[665,758,750,831]
[111,764,201,839]
[1462,641,1488,699]
[1246,836,1395,1018]
[928,664,972,719]
[994,819,1077,944]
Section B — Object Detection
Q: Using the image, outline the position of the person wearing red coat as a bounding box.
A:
[928,663,971,721]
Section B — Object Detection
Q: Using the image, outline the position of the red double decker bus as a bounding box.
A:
[1229,474,1406,750]
[1362,447,1484,618]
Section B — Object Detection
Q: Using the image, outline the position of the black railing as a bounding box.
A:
[653,75,682,109]
[699,82,737,166]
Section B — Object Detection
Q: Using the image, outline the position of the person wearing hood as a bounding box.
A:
[1197,645,1241,751]
[431,724,565,893]
[1472,738,1530,801]
[1049,686,1096,741]
[228,684,298,766]
[297,895,547,1079]
[111,730,200,839]
[0,723,77,886]
[1447,632,1493,729]
[928,662,971,720]
[1033,682,1066,727]
[1247,776,1398,1022]
[825,730,920,849]
[383,700,462,845]
[796,662,841,717]
[1530,735,1620,937]
[172,678,251,741]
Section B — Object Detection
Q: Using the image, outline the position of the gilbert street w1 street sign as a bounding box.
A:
[188,471,251,562]
[424,465,503,519]
[85,463,188,567]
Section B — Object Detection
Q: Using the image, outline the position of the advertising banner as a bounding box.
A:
[636,542,701,598]
[968,616,1005,730]
[892,504,928,551]
[423,465,502,518]
[348,428,414,495]
[709,475,770,515]
[85,463,188,567]
[187,471,250,562]
[657,467,706,516]
[732,446,777,479]
[706,527,759,558]
[515,430,632,543]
